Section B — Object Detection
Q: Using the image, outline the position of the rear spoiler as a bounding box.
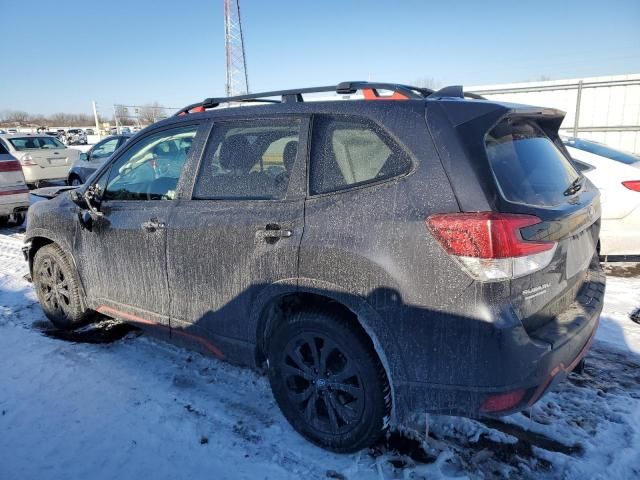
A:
[426,99,566,213]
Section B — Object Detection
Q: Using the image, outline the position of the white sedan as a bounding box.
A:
[565,144,640,256]
[0,134,80,187]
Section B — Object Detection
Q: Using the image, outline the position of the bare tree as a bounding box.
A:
[0,110,116,128]
[412,77,440,90]
[1,110,30,126]
[113,105,135,126]
[138,102,166,125]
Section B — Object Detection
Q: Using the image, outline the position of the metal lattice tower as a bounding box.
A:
[224,0,249,97]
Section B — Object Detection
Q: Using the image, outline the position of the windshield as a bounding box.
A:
[564,138,640,165]
[9,136,65,151]
[486,119,580,207]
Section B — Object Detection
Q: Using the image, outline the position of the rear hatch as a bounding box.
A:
[426,100,600,333]
[8,136,74,168]
[485,116,600,332]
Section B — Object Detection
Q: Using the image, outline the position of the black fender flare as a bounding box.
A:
[247,277,408,423]
[25,228,89,309]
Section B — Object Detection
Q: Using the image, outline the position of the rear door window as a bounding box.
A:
[193,119,302,200]
[485,119,580,207]
[310,115,412,195]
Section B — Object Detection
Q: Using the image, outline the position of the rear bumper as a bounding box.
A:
[22,165,70,184]
[0,194,30,216]
[392,257,605,424]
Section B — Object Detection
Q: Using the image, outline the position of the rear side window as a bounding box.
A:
[0,141,8,155]
[193,119,301,200]
[9,136,65,151]
[310,115,412,195]
[485,119,580,207]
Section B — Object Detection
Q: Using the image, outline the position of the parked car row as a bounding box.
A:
[0,133,79,187]
[0,132,135,226]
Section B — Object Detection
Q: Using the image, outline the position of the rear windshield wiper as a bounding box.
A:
[563,177,583,196]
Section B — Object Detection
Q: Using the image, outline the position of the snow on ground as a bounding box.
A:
[1,226,639,480]
[597,263,640,356]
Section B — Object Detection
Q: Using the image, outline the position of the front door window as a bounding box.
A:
[103,126,197,201]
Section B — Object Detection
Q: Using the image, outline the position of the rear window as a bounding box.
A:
[485,119,580,207]
[9,136,65,151]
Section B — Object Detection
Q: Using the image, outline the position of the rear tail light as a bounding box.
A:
[20,154,37,166]
[622,180,640,192]
[0,188,29,196]
[481,389,526,413]
[426,212,557,282]
[0,160,23,172]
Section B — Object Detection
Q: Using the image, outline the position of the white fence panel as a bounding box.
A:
[470,74,640,154]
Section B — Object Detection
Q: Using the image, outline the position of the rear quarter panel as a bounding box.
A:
[299,107,474,384]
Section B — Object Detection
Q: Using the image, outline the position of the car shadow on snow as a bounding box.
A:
[38,317,140,344]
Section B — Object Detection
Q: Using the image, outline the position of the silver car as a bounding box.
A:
[67,134,132,185]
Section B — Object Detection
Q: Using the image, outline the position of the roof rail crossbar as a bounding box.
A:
[428,85,486,100]
[336,81,425,99]
[175,82,436,116]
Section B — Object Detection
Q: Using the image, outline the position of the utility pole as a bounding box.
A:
[112,105,120,134]
[92,100,101,138]
[224,0,249,97]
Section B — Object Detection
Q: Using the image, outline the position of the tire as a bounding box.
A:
[267,310,390,452]
[69,176,83,186]
[11,212,25,226]
[0,213,25,228]
[33,244,92,330]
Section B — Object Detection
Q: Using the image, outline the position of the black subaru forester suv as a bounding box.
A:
[24,82,605,452]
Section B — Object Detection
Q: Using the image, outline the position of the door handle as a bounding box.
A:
[256,225,293,240]
[142,219,166,232]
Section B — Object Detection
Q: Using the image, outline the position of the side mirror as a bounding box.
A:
[70,189,86,207]
[72,185,104,228]
[79,152,89,161]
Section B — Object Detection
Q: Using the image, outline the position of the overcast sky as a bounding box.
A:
[1,0,639,115]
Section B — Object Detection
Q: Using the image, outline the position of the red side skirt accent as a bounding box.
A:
[96,305,225,359]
